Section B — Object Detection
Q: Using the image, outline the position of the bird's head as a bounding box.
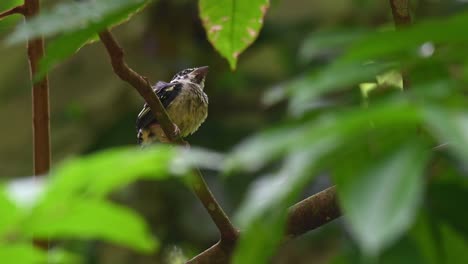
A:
[171,66,209,89]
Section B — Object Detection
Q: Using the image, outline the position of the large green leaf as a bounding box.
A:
[226,100,421,173]
[7,0,150,44]
[43,146,175,202]
[35,1,148,80]
[233,145,332,264]
[199,0,270,70]
[334,142,430,256]
[24,199,157,253]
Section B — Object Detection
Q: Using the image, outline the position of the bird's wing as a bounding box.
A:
[136,82,182,130]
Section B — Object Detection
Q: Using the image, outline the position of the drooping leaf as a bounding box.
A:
[33,0,149,81]
[233,145,332,264]
[334,142,430,256]
[199,0,270,70]
[24,199,158,253]
[7,0,150,44]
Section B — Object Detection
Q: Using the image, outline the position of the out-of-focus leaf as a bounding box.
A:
[423,107,468,163]
[233,145,332,264]
[428,181,468,241]
[264,61,394,114]
[0,188,20,237]
[334,142,430,256]
[299,28,367,63]
[199,0,270,70]
[43,146,175,201]
[7,0,149,44]
[344,12,468,61]
[0,244,47,264]
[226,101,420,173]
[440,223,468,264]
[34,0,149,81]
[24,199,157,253]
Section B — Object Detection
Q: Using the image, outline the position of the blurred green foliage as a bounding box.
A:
[1,0,468,263]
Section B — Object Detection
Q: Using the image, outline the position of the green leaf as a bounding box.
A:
[423,107,468,163]
[233,146,331,264]
[33,0,149,81]
[0,0,23,34]
[226,101,420,173]
[0,244,47,264]
[0,188,21,238]
[263,61,394,114]
[24,199,158,253]
[7,0,150,44]
[334,142,430,256]
[43,146,175,201]
[199,0,270,70]
[299,28,367,63]
[344,12,468,61]
[428,181,468,241]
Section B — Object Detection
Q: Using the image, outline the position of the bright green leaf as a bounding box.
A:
[0,244,47,264]
[334,142,430,256]
[24,199,158,253]
[199,0,270,70]
[43,146,175,201]
[0,188,20,238]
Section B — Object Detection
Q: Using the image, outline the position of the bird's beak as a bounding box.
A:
[193,66,209,77]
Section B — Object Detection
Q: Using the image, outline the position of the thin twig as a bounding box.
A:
[0,5,25,20]
[388,0,412,88]
[98,29,239,242]
[187,186,341,263]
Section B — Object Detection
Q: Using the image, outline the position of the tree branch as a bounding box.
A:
[388,0,412,88]
[388,0,412,28]
[187,186,341,263]
[98,29,239,243]
[23,0,50,250]
[0,5,25,20]
[24,0,51,176]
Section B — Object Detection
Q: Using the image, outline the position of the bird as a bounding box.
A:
[136,66,209,145]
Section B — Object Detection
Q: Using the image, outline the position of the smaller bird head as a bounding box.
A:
[171,66,209,88]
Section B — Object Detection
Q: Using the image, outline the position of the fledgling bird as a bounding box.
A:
[136,66,209,145]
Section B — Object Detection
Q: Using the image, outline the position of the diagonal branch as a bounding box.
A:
[98,29,239,243]
[0,5,25,20]
[187,186,341,263]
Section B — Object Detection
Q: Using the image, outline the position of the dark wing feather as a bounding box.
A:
[136,82,182,130]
